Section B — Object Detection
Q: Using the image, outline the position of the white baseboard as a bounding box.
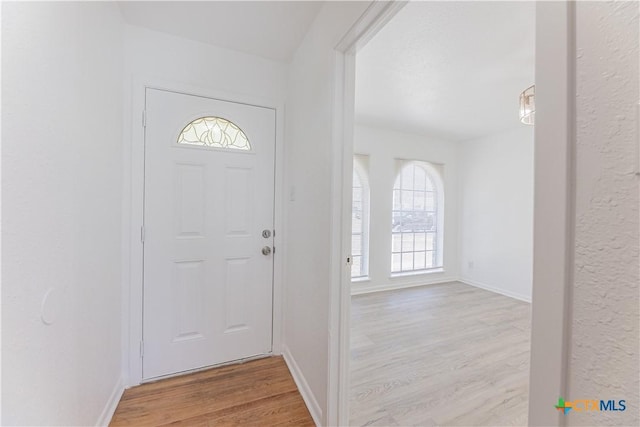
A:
[282,345,322,427]
[96,376,125,427]
[459,277,531,303]
[351,275,458,296]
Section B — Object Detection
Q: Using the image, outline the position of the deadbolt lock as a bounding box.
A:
[262,229,272,238]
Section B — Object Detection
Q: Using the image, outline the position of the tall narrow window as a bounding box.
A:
[352,156,370,278]
[391,161,443,273]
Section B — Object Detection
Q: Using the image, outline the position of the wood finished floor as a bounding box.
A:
[350,281,531,426]
[110,356,314,427]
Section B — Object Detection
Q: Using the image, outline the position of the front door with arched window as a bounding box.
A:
[142,88,276,380]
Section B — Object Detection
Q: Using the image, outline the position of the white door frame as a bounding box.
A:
[328,2,576,426]
[124,77,285,386]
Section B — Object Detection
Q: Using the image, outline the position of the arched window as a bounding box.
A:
[352,156,370,278]
[391,161,444,273]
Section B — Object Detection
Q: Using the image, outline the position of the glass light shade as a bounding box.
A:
[519,85,535,125]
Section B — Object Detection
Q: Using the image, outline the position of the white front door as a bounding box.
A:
[143,88,275,380]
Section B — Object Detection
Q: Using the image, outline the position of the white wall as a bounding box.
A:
[123,24,287,102]
[352,124,459,294]
[282,2,370,424]
[569,2,639,425]
[2,3,124,425]
[121,24,287,384]
[458,126,534,302]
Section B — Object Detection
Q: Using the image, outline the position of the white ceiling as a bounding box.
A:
[355,1,535,142]
[118,1,323,62]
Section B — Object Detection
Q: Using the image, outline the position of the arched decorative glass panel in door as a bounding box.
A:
[177,116,251,150]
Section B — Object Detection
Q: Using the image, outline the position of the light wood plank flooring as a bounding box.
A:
[350,281,531,426]
[110,356,314,426]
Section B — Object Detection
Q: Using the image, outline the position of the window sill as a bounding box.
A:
[351,276,370,283]
[390,268,444,279]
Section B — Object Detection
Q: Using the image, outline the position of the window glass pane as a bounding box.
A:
[352,211,362,231]
[391,253,402,272]
[402,252,414,271]
[414,251,426,270]
[353,171,362,188]
[425,175,434,191]
[410,211,429,231]
[414,191,426,210]
[425,251,435,268]
[401,190,413,210]
[425,192,436,211]
[401,233,414,252]
[352,234,362,256]
[426,233,435,251]
[392,233,402,252]
[415,233,426,251]
[425,212,436,231]
[351,256,362,277]
[352,188,362,203]
[401,166,414,188]
[414,166,426,190]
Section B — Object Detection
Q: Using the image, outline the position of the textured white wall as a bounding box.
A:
[283,2,370,424]
[123,25,287,100]
[458,126,534,301]
[352,124,459,294]
[568,2,639,426]
[2,2,124,425]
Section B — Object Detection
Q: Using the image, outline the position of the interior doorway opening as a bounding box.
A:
[337,2,540,425]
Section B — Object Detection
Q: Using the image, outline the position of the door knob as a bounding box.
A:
[261,246,272,256]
